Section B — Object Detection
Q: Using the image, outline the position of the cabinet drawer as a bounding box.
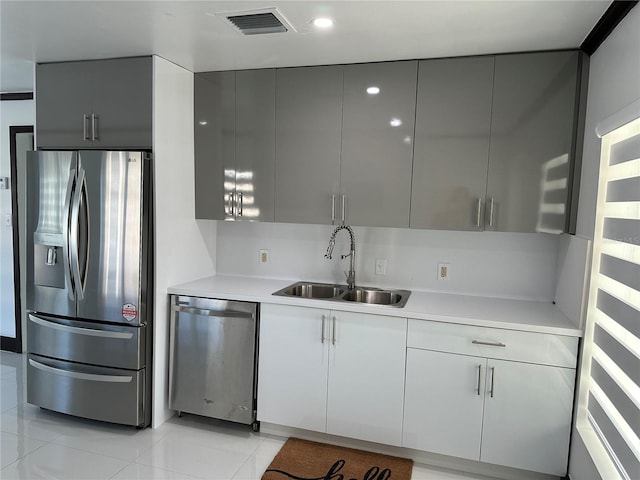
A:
[27,313,145,370]
[27,354,146,427]
[407,319,578,367]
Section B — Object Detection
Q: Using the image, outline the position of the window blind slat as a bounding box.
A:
[600,254,640,293]
[594,324,640,386]
[607,177,640,203]
[603,218,640,247]
[597,290,640,338]
[610,134,640,166]
[588,393,640,479]
[591,360,640,439]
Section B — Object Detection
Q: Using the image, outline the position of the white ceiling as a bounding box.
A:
[1,0,611,93]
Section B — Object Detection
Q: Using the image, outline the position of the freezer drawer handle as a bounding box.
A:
[172,305,254,319]
[29,314,134,339]
[29,359,133,383]
[472,340,506,348]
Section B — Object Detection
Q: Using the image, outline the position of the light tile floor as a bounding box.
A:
[1,351,496,480]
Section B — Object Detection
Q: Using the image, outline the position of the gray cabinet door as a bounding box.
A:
[486,51,579,233]
[340,61,417,227]
[194,71,235,220]
[36,58,152,149]
[411,57,494,231]
[235,69,276,222]
[91,57,152,149]
[275,66,343,224]
[36,62,92,149]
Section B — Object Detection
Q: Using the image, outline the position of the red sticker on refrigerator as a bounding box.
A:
[122,303,138,321]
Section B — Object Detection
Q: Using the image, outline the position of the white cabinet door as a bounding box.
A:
[257,304,330,432]
[403,349,485,459]
[480,359,575,476]
[326,312,407,446]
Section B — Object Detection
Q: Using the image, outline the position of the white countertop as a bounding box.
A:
[167,275,582,337]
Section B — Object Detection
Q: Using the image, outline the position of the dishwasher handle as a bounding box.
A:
[171,305,255,319]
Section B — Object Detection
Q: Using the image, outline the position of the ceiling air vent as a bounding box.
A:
[218,8,295,36]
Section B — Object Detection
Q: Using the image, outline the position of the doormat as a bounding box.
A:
[262,437,413,480]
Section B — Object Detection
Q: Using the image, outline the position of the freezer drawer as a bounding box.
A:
[27,313,145,369]
[27,354,146,427]
[169,295,258,425]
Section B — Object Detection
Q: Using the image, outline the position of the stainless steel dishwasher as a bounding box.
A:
[169,295,259,430]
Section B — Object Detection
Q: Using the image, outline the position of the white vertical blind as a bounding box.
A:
[581,116,640,480]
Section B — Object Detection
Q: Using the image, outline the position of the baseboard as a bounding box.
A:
[260,422,561,480]
[1,336,18,352]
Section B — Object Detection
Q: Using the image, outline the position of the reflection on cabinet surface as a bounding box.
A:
[258,304,407,446]
[340,61,417,228]
[36,57,152,149]
[274,66,343,225]
[194,69,275,222]
[411,56,494,231]
[486,50,579,233]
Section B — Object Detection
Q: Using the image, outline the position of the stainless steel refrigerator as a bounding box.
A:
[25,150,152,427]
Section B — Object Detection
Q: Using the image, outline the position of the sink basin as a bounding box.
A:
[276,282,346,299]
[273,282,411,308]
[341,288,408,306]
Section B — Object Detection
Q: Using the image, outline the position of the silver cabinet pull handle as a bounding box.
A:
[476,364,482,396]
[488,197,495,227]
[332,316,337,345]
[238,192,243,216]
[91,114,99,140]
[29,358,132,383]
[476,198,483,228]
[489,366,495,398]
[331,195,336,224]
[83,115,90,141]
[227,193,234,216]
[321,315,326,343]
[341,195,346,225]
[472,340,506,347]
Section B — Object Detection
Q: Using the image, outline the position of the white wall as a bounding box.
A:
[569,5,640,480]
[152,56,217,428]
[217,222,560,302]
[0,99,35,338]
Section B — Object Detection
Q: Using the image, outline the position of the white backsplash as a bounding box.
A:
[216,221,560,302]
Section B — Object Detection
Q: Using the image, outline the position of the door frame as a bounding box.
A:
[1,125,34,353]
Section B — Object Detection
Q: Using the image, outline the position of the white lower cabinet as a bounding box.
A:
[480,359,576,476]
[258,304,407,446]
[403,319,578,477]
[403,349,485,460]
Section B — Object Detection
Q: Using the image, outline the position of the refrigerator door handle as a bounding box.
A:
[70,168,86,301]
[28,314,134,339]
[29,358,133,383]
[63,170,76,301]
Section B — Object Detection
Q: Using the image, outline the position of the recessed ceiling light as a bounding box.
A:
[390,118,402,127]
[312,17,334,28]
[199,120,208,126]
[366,86,380,95]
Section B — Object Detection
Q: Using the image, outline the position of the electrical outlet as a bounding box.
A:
[259,249,269,263]
[438,262,450,281]
[375,259,387,276]
[4,213,11,227]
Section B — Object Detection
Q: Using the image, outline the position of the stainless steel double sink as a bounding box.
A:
[272,281,411,308]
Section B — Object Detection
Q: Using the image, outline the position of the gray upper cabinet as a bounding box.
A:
[194,69,275,222]
[410,56,494,231]
[194,71,235,220]
[275,66,343,225]
[36,57,152,149]
[340,61,418,228]
[486,51,579,233]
